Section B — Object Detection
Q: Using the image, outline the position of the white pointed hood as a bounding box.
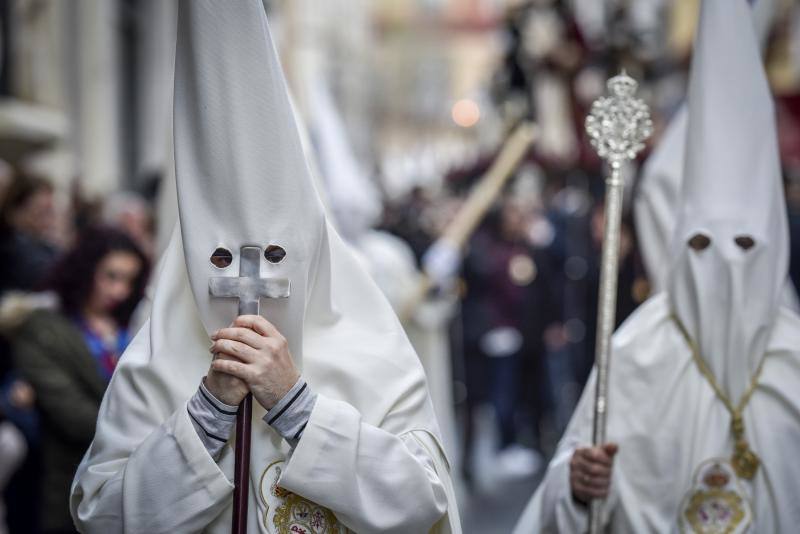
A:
[173,0,327,367]
[635,0,777,294]
[667,0,789,402]
[635,107,688,294]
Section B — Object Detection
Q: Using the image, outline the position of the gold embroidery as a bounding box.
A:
[680,460,752,534]
[259,460,349,534]
[259,460,288,521]
[684,488,746,534]
[272,492,344,534]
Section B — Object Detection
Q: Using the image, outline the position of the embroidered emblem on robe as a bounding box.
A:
[679,459,752,534]
[259,460,350,534]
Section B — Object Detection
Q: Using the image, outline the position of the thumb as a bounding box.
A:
[603,443,619,457]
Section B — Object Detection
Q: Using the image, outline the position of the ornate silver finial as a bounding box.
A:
[585,70,653,170]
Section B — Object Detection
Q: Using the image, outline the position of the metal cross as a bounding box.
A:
[207,245,290,534]
[208,246,291,315]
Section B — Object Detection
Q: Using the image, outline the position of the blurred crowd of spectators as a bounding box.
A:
[0,170,152,534]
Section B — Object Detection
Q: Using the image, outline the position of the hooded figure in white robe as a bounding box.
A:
[514,0,800,532]
[633,0,800,308]
[69,1,460,533]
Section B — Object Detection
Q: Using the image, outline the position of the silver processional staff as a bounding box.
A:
[584,71,652,534]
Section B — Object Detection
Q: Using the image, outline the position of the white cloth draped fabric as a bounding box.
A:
[516,0,800,531]
[634,106,687,295]
[70,1,459,533]
[355,231,461,475]
[306,78,381,245]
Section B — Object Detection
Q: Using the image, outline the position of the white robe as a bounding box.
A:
[513,293,800,533]
[71,351,451,534]
[355,231,461,473]
[71,228,459,534]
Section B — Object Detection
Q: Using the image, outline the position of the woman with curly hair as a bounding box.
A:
[11,226,149,534]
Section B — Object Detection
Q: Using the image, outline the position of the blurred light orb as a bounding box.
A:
[509,254,536,286]
[452,99,480,128]
[565,318,586,343]
[564,255,588,281]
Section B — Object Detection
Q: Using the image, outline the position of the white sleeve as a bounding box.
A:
[71,401,234,534]
[513,447,588,534]
[278,393,450,534]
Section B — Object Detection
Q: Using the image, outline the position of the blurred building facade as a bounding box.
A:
[1,0,178,197]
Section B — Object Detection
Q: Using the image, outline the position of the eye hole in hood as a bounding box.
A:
[264,245,287,264]
[210,247,233,268]
[688,233,711,251]
[734,236,755,251]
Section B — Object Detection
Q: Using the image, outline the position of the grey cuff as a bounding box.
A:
[263,377,317,447]
[187,379,239,460]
